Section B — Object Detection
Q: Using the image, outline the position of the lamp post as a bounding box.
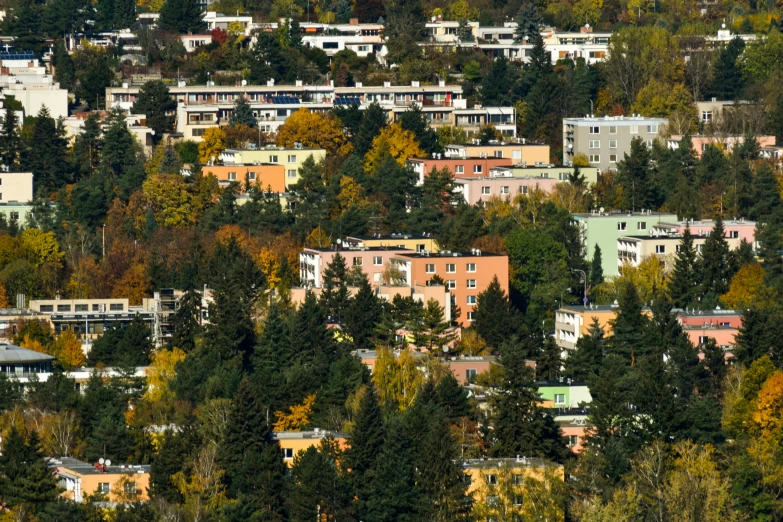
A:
[571,269,587,306]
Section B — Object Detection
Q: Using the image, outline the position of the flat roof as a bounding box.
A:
[395,251,506,258]
[460,457,556,470]
[408,157,512,162]
[347,234,435,240]
[675,308,740,316]
[304,246,413,253]
[572,211,677,219]
[222,147,325,152]
[53,457,150,475]
[271,430,349,440]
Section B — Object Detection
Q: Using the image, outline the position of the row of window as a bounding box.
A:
[426,263,477,273]
[226,170,299,181]
[94,482,137,495]
[480,186,530,196]
[588,124,658,134]
[38,303,124,313]
[454,165,485,174]
[441,279,478,289]
[588,140,618,149]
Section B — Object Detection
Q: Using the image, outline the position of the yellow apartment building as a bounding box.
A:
[272,430,349,467]
[53,457,150,503]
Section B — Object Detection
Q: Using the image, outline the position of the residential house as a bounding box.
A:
[220,146,327,188]
[668,134,776,158]
[488,165,600,185]
[563,115,667,171]
[407,156,514,185]
[343,233,440,253]
[454,175,560,205]
[555,303,652,351]
[53,457,151,503]
[272,430,349,467]
[443,142,550,165]
[0,343,55,379]
[198,163,286,191]
[538,380,592,409]
[0,52,68,120]
[299,247,413,287]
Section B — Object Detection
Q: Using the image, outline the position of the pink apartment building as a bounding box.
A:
[454,176,560,205]
[658,218,756,245]
[299,247,411,287]
[668,135,776,158]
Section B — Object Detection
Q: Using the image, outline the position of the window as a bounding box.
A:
[373,256,383,266]
[446,280,456,289]
[97,483,110,495]
[467,263,476,272]
[655,245,666,254]
[466,368,477,382]
[192,128,205,137]
[609,125,617,134]
[92,304,101,311]
[288,169,297,178]
[426,264,436,274]
[520,186,529,194]
[456,165,464,174]
[647,124,658,134]
[630,125,638,134]
[446,263,456,273]
[554,393,566,405]
[288,155,296,163]
[473,165,483,174]
[486,474,498,486]
[323,42,339,49]
[416,244,426,252]
[228,172,237,181]
[609,154,617,163]
[467,311,475,321]
[701,111,713,122]
[617,222,627,231]
[110,303,123,311]
[353,257,363,266]
[513,474,525,486]
[589,140,600,149]
[609,140,617,149]
[729,231,739,238]
[500,186,509,195]
[513,494,524,506]
[39,305,53,312]
[589,126,600,134]
[487,495,500,507]
[698,336,710,345]
[494,150,503,158]
[482,187,490,195]
[9,212,18,221]
[589,154,600,163]
[75,304,88,312]
[123,482,137,496]
[57,305,71,312]
[638,222,647,230]
[283,448,294,459]
[567,435,579,447]
[467,295,477,305]
[467,279,476,288]
[647,139,654,148]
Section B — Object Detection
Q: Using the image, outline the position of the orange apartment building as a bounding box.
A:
[200,163,286,192]
[272,430,349,467]
[407,157,514,184]
[390,251,509,325]
[53,457,150,503]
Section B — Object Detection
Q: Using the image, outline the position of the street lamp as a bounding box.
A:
[571,269,587,307]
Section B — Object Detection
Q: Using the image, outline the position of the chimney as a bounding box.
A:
[349,18,359,25]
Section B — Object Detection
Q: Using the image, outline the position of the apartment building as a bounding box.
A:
[390,250,509,325]
[668,134,776,157]
[0,343,55,379]
[53,457,150,503]
[443,142,550,164]
[343,233,440,253]
[572,210,678,277]
[563,115,667,171]
[454,175,559,205]
[657,218,756,245]
[0,170,33,203]
[353,349,495,384]
[538,380,592,409]
[0,51,68,120]
[554,304,628,350]
[678,308,742,350]
[489,164,600,185]
[299,247,412,287]
[199,163,285,191]
[407,156,514,185]
[272,430,349,467]
[300,21,385,58]
[220,146,327,188]
[203,11,253,34]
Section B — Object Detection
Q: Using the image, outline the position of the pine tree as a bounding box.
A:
[616,138,655,212]
[489,342,567,461]
[513,3,543,43]
[416,412,472,521]
[219,379,286,518]
[669,225,700,308]
[159,0,204,33]
[343,384,384,497]
[411,299,456,354]
[472,276,519,349]
[354,102,387,156]
[434,373,470,423]
[589,244,604,288]
[229,95,256,128]
[288,443,350,521]
[564,319,604,381]
[699,216,733,299]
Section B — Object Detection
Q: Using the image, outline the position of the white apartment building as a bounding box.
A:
[0,52,68,120]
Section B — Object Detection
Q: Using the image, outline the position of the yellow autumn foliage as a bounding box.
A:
[273,393,316,432]
[363,123,425,173]
[144,348,187,404]
[198,127,227,164]
[276,108,351,155]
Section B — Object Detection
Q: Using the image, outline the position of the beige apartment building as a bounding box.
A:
[220,146,327,188]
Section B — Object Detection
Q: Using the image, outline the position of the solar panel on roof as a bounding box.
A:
[0,51,35,60]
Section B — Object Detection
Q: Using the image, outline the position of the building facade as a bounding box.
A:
[563,115,667,171]
[299,247,412,287]
[53,457,151,503]
[219,147,327,188]
[454,175,560,205]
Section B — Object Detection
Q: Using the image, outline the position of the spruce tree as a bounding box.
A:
[472,276,519,349]
[251,303,290,410]
[434,373,470,423]
[489,341,567,461]
[319,253,349,321]
[219,379,286,518]
[616,138,655,212]
[354,102,387,156]
[398,105,440,154]
[589,244,604,288]
[72,113,103,180]
[353,0,385,23]
[167,289,202,352]
[131,80,176,144]
[564,319,604,381]
[0,429,59,512]
[344,277,383,350]
[343,384,384,494]
[699,216,732,299]
[669,225,700,308]
[416,412,472,521]
[749,164,782,221]
[537,336,562,381]
[608,282,649,364]
[229,95,257,128]
[513,2,543,43]
[159,0,204,33]
[0,105,23,169]
[288,444,350,521]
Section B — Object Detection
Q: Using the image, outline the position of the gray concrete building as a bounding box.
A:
[563,115,668,172]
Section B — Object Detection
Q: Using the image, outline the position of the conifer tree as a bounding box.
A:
[159,0,204,34]
[616,138,655,212]
[513,2,543,43]
[434,373,470,423]
[354,102,387,156]
[229,95,256,128]
[472,276,519,349]
[608,282,649,363]
[537,336,562,381]
[288,443,350,521]
[343,384,384,499]
[0,428,60,512]
[131,80,176,144]
[344,277,383,350]
[320,253,349,322]
[589,244,604,288]
[489,341,567,461]
[72,113,103,180]
[167,289,202,353]
[564,319,604,381]
[0,105,22,169]
[699,216,733,299]
[669,225,700,308]
[252,303,290,410]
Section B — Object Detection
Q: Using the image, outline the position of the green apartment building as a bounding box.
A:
[573,211,678,277]
[538,381,592,408]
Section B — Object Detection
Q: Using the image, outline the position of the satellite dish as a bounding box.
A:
[99,458,105,464]
[104,459,112,467]
[599,207,605,213]
[241,79,247,86]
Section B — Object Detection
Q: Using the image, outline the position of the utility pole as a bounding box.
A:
[102,224,106,258]
[571,269,587,306]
